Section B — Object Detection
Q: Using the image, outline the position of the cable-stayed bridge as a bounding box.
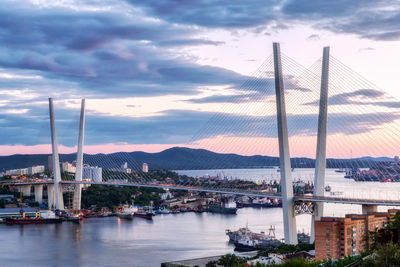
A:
[7,179,400,207]
[3,43,400,245]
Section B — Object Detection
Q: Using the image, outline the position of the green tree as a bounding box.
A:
[205,261,218,267]
[387,211,400,231]
[217,254,246,267]
[361,243,400,266]
[364,228,379,253]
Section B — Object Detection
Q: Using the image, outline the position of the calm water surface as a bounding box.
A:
[1,168,399,266]
[0,208,287,267]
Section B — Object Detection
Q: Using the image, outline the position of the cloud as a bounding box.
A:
[307,34,320,40]
[127,0,400,41]
[303,89,400,108]
[0,1,248,101]
[157,39,225,47]
[1,101,398,147]
[282,0,400,41]
[126,0,281,28]
[186,74,312,104]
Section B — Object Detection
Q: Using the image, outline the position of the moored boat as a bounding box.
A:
[133,211,153,220]
[116,205,137,220]
[208,202,237,214]
[134,206,154,220]
[6,210,62,225]
[226,225,281,251]
[59,211,83,223]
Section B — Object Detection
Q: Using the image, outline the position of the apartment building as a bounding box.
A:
[315,209,398,261]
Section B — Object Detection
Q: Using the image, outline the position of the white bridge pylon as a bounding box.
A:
[272,43,330,244]
[272,43,297,245]
[48,98,85,210]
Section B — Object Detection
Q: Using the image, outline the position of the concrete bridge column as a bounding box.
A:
[20,185,31,197]
[273,43,297,244]
[311,46,330,244]
[73,99,85,211]
[34,185,43,204]
[362,204,378,214]
[49,98,64,210]
[47,184,54,209]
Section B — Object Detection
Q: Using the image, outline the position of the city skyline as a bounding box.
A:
[1,0,400,157]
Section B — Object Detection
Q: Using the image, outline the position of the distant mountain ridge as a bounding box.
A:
[0,147,393,172]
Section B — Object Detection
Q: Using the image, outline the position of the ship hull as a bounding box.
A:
[117,214,134,220]
[233,242,259,251]
[134,212,153,220]
[6,218,62,225]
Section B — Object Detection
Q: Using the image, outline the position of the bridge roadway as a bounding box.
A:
[4,180,400,207]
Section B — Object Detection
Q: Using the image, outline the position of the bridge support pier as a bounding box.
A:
[311,46,330,244]
[47,184,54,209]
[362,204,378,214]
[34,185,43,204]
[273,43,297,244]
[20,185,31,197]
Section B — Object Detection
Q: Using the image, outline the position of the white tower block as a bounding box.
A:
[49,98,64,210]
[311,47,330,243]
[273,43,297,244]
[73,99,85,211]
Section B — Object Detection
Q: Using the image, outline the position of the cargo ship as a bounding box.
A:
[134,206,155,220]
[226,225,310,251]
[226,225,281,251]
[208,202,237,214]
[6,210,62,225]
[133,211,153,220]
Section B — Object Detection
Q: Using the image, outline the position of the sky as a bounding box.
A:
[1,0,400,158]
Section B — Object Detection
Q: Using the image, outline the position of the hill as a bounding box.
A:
[0,147,392,171]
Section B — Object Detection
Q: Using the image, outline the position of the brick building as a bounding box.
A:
[315,209,398,261]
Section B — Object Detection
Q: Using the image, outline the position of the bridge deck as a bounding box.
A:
[4,180,400,206]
